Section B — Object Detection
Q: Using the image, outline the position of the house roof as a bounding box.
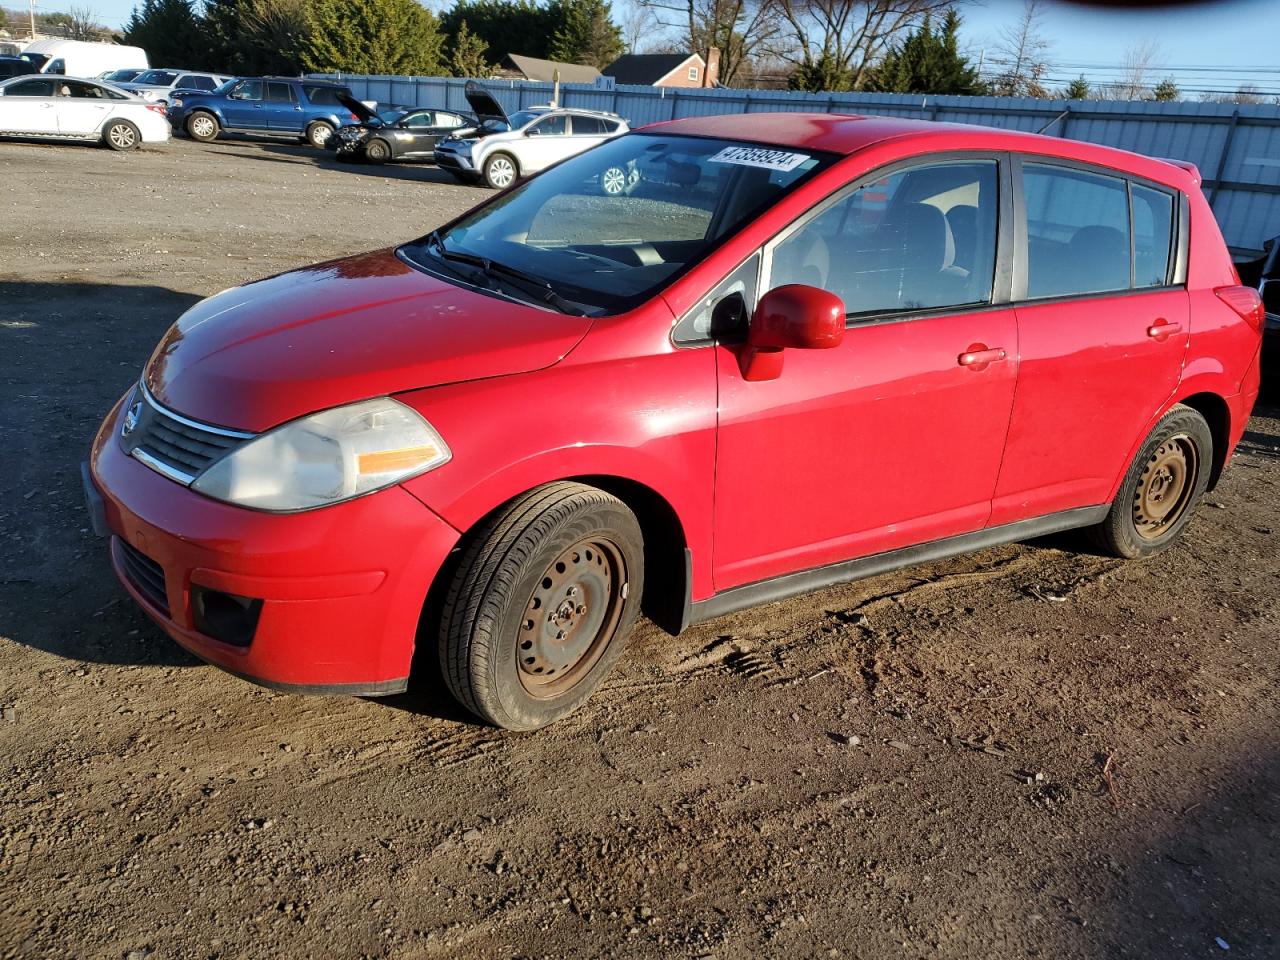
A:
[502,53,601,84]
[603,53,703,85]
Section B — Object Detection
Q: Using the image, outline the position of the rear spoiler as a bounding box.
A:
[1159,158,1202,186]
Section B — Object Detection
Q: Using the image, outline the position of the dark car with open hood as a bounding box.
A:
[328,94,476,163]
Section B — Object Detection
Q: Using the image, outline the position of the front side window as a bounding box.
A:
[5,78,54,96]
[233,80,263,101]
[769,160,999,317]
[1023,163,1130,298]
[403,111,433,129]
[46,58,65,74]
[529,114,568,136]
[1132,183,1176,288]
[402,134,834,315]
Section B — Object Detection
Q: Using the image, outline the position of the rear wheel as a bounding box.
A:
[483,152,517,189]
[103,119,140,151]
[439,482,644,731]
[364,137,391,163]
[305,121,334,148]
[1088,404,1212,559]
[186,111,218,142]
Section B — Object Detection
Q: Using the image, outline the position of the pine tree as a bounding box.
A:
[1152,76,1179,102]
[301,0,446,75]
[867,9,983,96]
[449,20,491,78]
[789,51,853,93]
[440,0,555,61]
[546,0,624,68]
[123,0,210,69]
[1063,75,1091,100]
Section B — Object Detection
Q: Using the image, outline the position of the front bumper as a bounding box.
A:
[434,150,476,172]
[88,392,461,694]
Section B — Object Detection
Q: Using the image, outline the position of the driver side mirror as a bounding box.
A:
[739,284,845,382]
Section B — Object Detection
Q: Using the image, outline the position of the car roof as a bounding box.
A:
[642,112,1194,188]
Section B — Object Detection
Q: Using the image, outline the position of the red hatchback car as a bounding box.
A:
[86,113,1264,730]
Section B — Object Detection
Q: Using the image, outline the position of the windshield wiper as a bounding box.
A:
[423,231,586,316]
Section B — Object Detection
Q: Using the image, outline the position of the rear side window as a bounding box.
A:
[303,85,345,106]
[571,115,606,135]
[770,160,1000,317]
[1132,184,1176,287]
[180,75,217,91]
[1023,164,1130,299]
[266,82,295,103]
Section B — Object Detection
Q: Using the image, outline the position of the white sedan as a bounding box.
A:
[0,75,170,150]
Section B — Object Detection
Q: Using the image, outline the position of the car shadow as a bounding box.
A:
[0,280,205,669]
[200,137,483,187]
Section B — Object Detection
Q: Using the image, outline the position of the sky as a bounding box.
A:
[26,0,1280,97]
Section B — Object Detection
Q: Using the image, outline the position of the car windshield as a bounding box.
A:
[134,70,178,85]
[402,133,835,315]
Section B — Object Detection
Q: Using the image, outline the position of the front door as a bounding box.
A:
[222,79,266,130]
[713,158,1020,590]
[0,77,57,133]
[518,114,572,172]
[990,161,1189,525]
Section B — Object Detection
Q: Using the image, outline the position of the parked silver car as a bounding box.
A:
[119,69,234,104]
[433,81,627,189]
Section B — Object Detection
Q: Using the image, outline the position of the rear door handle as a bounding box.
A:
[957,344,1007,370]
[1147,319,1182,340]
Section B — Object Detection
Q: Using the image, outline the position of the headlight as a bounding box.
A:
[191,397,450,512]
[170,97,183,107]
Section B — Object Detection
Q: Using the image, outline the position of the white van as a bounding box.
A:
[21,39,148,78]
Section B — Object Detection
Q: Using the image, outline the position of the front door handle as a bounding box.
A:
[957,344,1007,371]
[1147,319,1182,341]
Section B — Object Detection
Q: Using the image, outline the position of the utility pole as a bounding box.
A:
[28,0,37,39]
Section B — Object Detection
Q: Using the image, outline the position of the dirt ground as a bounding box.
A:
[1,135,1277,960]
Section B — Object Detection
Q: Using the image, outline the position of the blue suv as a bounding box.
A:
[168,77,358,148]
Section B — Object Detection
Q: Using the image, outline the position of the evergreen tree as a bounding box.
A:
[123,0,211,69]
[1063,75,1091,99]
[1152,76,1179,102]
[449,20,491,77]
[547,0,623,68]
[301,0,446,75]
[440,0,555,61]
[867,9,983,96]
[789,51,852,93]
[207,0,311,75]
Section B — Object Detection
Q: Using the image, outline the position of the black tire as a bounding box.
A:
[102,119,141,151]
[305,121,334,149]
[439,482,645,731]
[483,151,518,190]
[186,111,219,142]
[364,138,391,163]
[1088,404,1213,559]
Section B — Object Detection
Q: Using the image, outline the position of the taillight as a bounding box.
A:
[349,112,359,121]
[1214,285,1265,332]
[146,103,167,115]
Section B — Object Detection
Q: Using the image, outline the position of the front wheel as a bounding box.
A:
[103,119,141,151]
[439,482,644,731]
[483,152,517,189]
[1088,404,1213,559]
[364,138,391,163]
[305,121,334,148]
[186,111,218,142]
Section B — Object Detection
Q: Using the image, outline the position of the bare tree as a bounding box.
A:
[65,5,106,40]
[772,0,955,91]
[989,0,1051,98]
[618,1,663,53]
[637,0,784,85]
[1105,39,1161,100]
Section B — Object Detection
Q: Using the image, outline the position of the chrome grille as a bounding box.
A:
[120,384,253,484]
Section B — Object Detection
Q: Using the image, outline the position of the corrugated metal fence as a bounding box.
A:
[313,73,1280,255]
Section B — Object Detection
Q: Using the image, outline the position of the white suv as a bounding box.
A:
[434,81,628,189]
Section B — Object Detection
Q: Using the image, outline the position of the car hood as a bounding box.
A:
[338,91,378,124]
[142,248,593,432]
[463,80,507,122]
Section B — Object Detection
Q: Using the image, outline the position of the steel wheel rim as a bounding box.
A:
[1133,434,1198,539]
[489,157,514,187]
[517,537,627,699]
[109,124,135,148]
[191,116,213,138]
[602,166,626,194]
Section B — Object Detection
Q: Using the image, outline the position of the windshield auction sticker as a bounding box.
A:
[708,146,810,172]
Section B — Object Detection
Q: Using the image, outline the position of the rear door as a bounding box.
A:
[990,159,1188,525]
[566,114,611,154]
[0,77,58,133]
[264,81,300,131]
[712,156,1021,589]
[54,79,113,135]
